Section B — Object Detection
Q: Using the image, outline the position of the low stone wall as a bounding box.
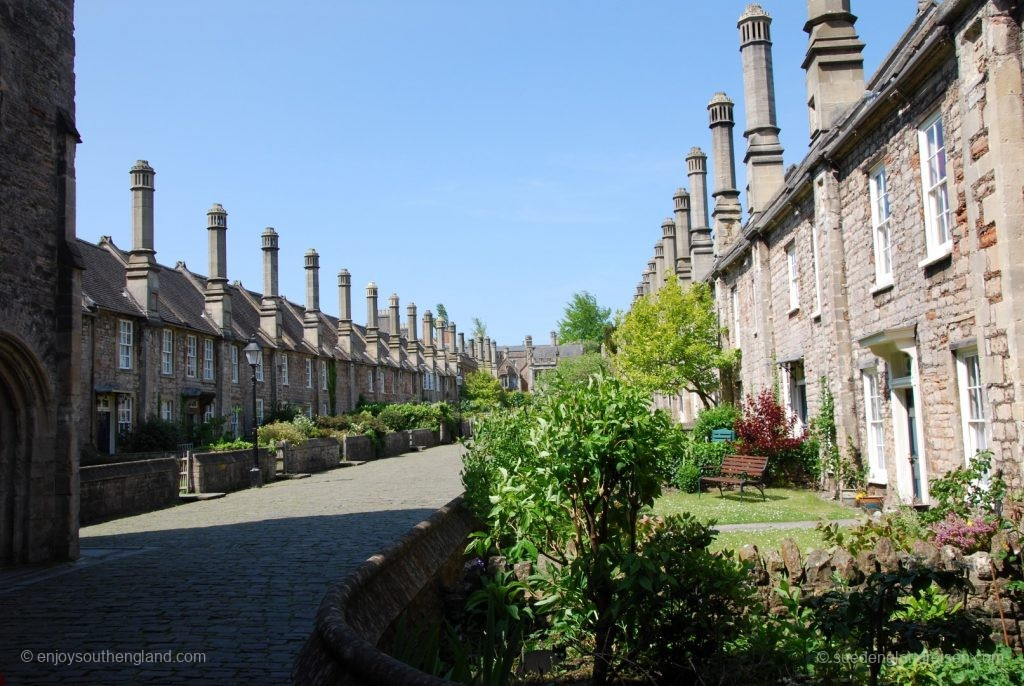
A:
[293,498,474,686]
[741,534,1024,649]
[380,431,409,458]
[191,448,274,493]
[459,420,472,439]
[80,457,181,525]
[343,435,375,461]
[281,438,340,474]
[407,429,437,450]
[82,449,176,467]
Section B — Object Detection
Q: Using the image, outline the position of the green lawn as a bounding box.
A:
[709,526,838,554]
[652,487,857,525]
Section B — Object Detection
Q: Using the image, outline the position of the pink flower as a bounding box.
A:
[931,513,997,553]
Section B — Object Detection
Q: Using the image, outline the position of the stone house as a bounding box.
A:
[79,162,474,456]
[635,0,1024,502]
[492,333,585,391]
[0,0,80,563]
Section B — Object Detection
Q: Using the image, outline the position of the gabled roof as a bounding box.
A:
[78,239,145,317]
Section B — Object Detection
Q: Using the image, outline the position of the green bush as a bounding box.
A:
[207,437,253,452]
[691,403,739,442]
[884,646,1024,685]
[675,461,702,493]
[920,451,1006,525]
[118,417,182,453]
[377,404,410,432]
[674,441,731,493]
[257,421,306,448]
[316,414,354,432]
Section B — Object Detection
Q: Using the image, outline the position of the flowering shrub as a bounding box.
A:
[735,389,805,457]
[931,513,997,553]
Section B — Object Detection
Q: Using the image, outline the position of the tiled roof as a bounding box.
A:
[77,240,145,317]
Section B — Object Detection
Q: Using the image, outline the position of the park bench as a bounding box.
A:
[698,454,768,501]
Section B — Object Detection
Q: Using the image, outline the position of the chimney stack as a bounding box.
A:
[260,227,281,341]
[388,293,400,337]
[673,189,693,284]
[337,269,352,351]
[686,148,714,282]
[550,331,558,347]
[484,337,492,367]
[803,0,865,142]
[126,160,159,317]
[476,335,484,362]
[365,282,379,362]
[708,93,743,254]
[204,203,231,330]
[739,4,786,217]
[303,249,321,349]
[423,310,435,349]
[661,217,677,288]
[458,332,466,354]
[490,339,498,370]
[653,241,665,289]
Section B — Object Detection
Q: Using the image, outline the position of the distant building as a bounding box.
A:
[491,332,585,391]
[630,0,1024,503]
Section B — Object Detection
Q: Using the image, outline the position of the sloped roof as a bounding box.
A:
[78,239,144,317]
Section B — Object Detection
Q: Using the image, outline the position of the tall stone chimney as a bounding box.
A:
[739,4,786,217]
[653,241,665,289]
[303,249,321,349]
[204,203,231,331]
[126,160,159,317]
[458,332,466,354]
[803,0,865,143]
[708,93,743,255]
[337,269,352,352]
[490,340,498,371]
[476,335,484,362]
[406,302,418,344]
[388,293,403,361]
[469,338,476,359]
[550,331,558,347]
[686,148,714,282]
[423,310,435,350]
[259,227,281,342]
[525,335,534,367]
[484,337,493,368]
[365,282,379,362]
[661,217,677,288]
[447,323,457,356]
[673,189,693,284]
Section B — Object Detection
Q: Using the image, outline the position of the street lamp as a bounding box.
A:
[243,335,263,488]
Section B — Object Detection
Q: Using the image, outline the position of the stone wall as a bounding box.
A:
[281,438,340,474]
[381,431,411,458]
[80,458,180,525]
[191,448,274,493]
[343,435,375,462]
[407,428,437,450]
[740,535,1023,649]
[293,498,474,686]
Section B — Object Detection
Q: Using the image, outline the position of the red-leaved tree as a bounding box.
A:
[735,388,806,458]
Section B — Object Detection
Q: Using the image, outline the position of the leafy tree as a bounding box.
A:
[556,291,611,347]
[612,280,737,408]
[534,352,609,395]
[462,370,503,407]
[435,303,448,322]
[471,317,487,339]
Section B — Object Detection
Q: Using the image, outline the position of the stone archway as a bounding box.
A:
[0,334,54,565]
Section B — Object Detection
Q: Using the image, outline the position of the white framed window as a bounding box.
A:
[305,359,313,388]
[320,402,327,417]
[863,369,887,483]
[160,398,173,422]
[320,360,328,390]
[203,403,214,423]
[161,329,173,375]
[186,335,197,377]
[786,243,799,312]
[919,112,952,261]
[957,350,988,460]
[118,320,133,370]
[203,338,214,381]
[730,285,741,348]
[117,395,133,434]
[367,368,374,392]
[306,404,313,419]
[810,226,822,316]
[869,165,894,286]
[787,362,808,430]
[378,369,385,394]
[280,353,289,386]
[255,351,264,382]
[255,398,264,425]
[230,407,240,438]
[231,346,239,384]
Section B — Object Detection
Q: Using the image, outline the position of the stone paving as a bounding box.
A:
[0,444,465,685]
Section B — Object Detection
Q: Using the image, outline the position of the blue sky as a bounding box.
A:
[74,1,915,345]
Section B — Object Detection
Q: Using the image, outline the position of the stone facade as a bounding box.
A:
[79,162,480,458]
[0,0,81,563]
[632,0,1024,504]
[491,333,585,392]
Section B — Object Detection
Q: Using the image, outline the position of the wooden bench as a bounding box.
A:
[698,454,768,501]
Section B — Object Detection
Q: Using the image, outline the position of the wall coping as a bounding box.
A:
[80,456,180,481]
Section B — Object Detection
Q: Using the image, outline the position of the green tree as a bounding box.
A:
[435,303,448,322]
[534,352,609,395]
[612,280,737,408]
[556,291,611,348]
[462,370,503,407]
[471,317,487,339]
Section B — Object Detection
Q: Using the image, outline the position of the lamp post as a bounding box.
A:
[243,335,263,488]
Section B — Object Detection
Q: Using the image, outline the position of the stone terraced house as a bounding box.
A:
[79,161,478,456]
[633,0,1024,504]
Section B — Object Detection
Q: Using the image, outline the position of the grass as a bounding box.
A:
[653,486,858,525]
[709,526,841,554]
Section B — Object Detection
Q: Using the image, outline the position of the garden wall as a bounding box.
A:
[293,497,475,686]
[407,428,437,450]
[343,435,375,461]
[281,438,340,474]
[79,457,180,525]
[381,431,410,458]
[191,448,274,493]
[742,535,1024,649]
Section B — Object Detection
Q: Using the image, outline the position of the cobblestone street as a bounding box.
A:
[0,445,464,685]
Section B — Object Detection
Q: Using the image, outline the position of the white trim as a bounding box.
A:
[786,242,799,311]
[186,335,197,378]
[810,225,822,318]
[862,368,887,485]
[918,111,953,262]
[956,348,989,461]
[869,164,894,288]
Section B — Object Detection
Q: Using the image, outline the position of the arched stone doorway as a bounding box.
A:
[0,334,55,565]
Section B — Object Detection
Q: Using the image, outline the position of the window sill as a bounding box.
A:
[870,281,894,296]
[918,244,952,270]
[788,306,800,317]
[811,310,822,322]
